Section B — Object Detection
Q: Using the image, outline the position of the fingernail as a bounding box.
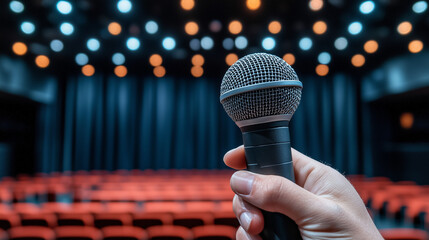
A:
[239,212,252,231]
[231,171,254,195]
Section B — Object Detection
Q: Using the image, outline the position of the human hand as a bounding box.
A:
[224,146,383,240]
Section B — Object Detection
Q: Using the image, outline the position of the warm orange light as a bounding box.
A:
[316,64,329,76]
[149,54,163,67]
[400,112,414,129]
[35,55,50,68]
[225,53,238,66]
[108,22,122,35]
[283,53,295,65]
[191,66,204,77]
[228,21,242,35]
[153,66,166,78]
[313,21,327,35]
[309,0,324,11]
[12,42,27,56]
[114,65,127,78]
[268,21,282,34]
[397,21,412,35]
[180,0,194,10]
[409,40,423,53]
[82,64,95,77]
[351,54,365,67]
[364,40,378,54]
[246,0,261,10]
[191,54,204,66]
[185,21,199,36]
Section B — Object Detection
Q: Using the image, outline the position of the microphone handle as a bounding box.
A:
[241,121,302,240]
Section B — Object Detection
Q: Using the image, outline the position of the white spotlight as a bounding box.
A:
[162,37,176,50]
[262,37,276,50]
[10,1,24,13]
[348,22,363,35]
[56,1,72,15]
[145,21,158,34]
[201,36,214,50]
[60,22,74,35]
[413,1,427,13]
[50,39,64,52]
[21,21,35,34]
[87,38,100,51]
[126,37,140,51]
[117,0,132,13]
[359,1,375,14]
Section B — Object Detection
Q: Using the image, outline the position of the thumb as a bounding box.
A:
[230,171,333,223]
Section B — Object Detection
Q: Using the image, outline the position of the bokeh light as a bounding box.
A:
[397,21,412,35]
[191,54,204,66]
[149,54,163,67]
[359,1,375,14]
[35,55,50,68]
[309,0,323,11]
[246,0,261,10]
[114,65,127,78]
[108,22,122,35]
[223,38,234,50]
[56,1,72,15]
[225,53,238,66]
[60,22,74,35]
[12,42,27,56]
[191,66,204,77]
[348,22,363,35]
[351,54,365,67]
[10,1,24,13]
[153,66,166,78]
[299,37,313,51]
[21,21,35,34]
[268,21,282,34]
[112,53,125,65]
[363,40,378,54]
[283,53,295,65]
[75,53,89,66]
[413,1,427,13]
[126,37,140,51]
[408,40,423,53]
[228,21,242,35]
[145,21,158,34]
[318,52,331,64]
[334,37,348,50]
[209,20,222,32]
[201,36,214,50]
[235,36,248,50]
[181,0,195,10]
[117,0,132,13]
[313,21,327,35]
[400,112,414,129]
[185,21,199,35]
[87,38,100,51]
[316,64,329,76]
[190,39,200,51]
[162,37,176,50]
[82,64,95,76]
[50,39,64,52]
[262,37,276,50]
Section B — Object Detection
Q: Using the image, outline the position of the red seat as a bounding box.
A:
[213,212,239,228]
[13,203,41,214]
[102,226,148,240]
[8,226,55,240]
[94,213,132,228]
[58,212,94,226]
[173,212,214,228]
[192,225,237,240]
[379,228,428,240]
[146,225,192,240]
[0,213,20,230]
[21,212,57,227]
[143,202,184,213]
[42,202,72,214]
[106,202,139,213]
[132,212,173,228]
[71,202,106,214]
[55,226,102,240]
[184,202,217,213]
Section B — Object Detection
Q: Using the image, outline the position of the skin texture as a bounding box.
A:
[224,146,384,240]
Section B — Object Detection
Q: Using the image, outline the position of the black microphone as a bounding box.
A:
[220,53,303,240]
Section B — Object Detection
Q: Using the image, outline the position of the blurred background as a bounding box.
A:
[0,0,428,239]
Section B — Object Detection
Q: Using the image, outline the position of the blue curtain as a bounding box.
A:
[37,74,360,174]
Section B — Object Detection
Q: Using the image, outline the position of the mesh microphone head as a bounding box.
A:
[220,53,302,123]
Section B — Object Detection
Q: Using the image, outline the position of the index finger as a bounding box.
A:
[223,145,247,170]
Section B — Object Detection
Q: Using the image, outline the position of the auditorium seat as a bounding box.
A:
[42,202,72,214]
[192,225,237,240]
[58,212,94,226]
[8,226,55,240]
[0,213,20,230]
[106,202,140,213]
[146,225,192,240]
[21,212,57,227]
[102,226,148,240]
[143,201,184,213]
[132,212,173,229]
[172,212,214,228]
[183,201,217,213]
[213,212,239,228]
[55,226,102,240]
[72,202,106,214]
[13,202,41,214]
[94,213,133,228]
[379,228,429,240]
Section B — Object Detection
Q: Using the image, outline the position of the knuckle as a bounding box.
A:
[257,176,287,208]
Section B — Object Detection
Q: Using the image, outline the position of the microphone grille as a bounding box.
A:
[220,53,302,122]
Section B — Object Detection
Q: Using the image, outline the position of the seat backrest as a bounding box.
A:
[0,213,20,230]
[213,212,239,228]
[102,226,148,240]
[94,213,132,228]
[8,226,55,240]
[21,212,57,227]
[58,213,94,226]
[192,225,237,240]
[379,228,429,240]
[55,226,102,240]
[146,225,193,240]
[173,212,214,228]
[132,212,173,228]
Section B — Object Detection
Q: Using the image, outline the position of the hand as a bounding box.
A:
[224,146,383,240]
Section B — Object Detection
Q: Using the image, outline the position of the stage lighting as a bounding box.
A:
[82,64,95,76]
[316,64,329,76]
[12,42,27,56]
[299,37,312,51]
[262,37,276,50]
[282,53,295,65]
[268,21,281,34]
[153,66,166,78]
[112,53,125,65]
[201,36,214,50]
[21,21,35,34]
[351,54,365,67]
[75,53,89,66]
[87,38,100,51]
[246,0,261,10]
[364,40,378,54]
[108,22,122,35]
[145,21,158,34]
[162,37,176,50]
[409,40,423,53]
[181,0,195,11]
[126,37,140,51]
[190,39,200,51]
[209,20,222,32]
[222,38,234,50]
[185,21,199,35]
[313,21,327,35]
[397,21,412,35]
[235,36,248,50]
[225,53,238,66]
[192,54,204,66]
[334,37,348,50]
[309,0,323,11]
[359,1,375,14]
[56,1,72,15]
[114,66,127,78]
[318,52,331,64]
[35,55,50,68]
[117,0,132,13]
[413,1,427,13]
[60,22,74,35]
[400,112,414,129]
[348,22,363,35]
[50,39,64,52]
[228,20,242,34]
[149,54,162,67]
[10,1,24,13]
[191,66,203,77]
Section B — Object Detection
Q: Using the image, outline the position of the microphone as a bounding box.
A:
[220,53,303,240]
